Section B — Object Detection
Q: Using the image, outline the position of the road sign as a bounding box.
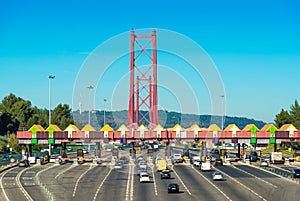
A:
[32,138,37,145]
[251,138,256,144]
[270,137,275,144]
[48,138,54,145]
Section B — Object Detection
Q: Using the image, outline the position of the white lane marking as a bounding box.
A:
[214,166,267,201]
[191,166,232,201]
[172,167,192,195]
[16,167,34,201]
[0,167,18,201]
[54,164,75,179]
[93,168,112,201]
[232,165,278,188]
[35,164,57,201]
[73,165,95,197]
[151,167,158,196]
[125,164,131,201]
[130,164,134,201]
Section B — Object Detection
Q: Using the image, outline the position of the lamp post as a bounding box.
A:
[48,75,55,156]
[87,85,94,125]
[103,98,107,126]
[220,95,225,131]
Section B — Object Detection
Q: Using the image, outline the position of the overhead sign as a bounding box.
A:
[31,138,37,145]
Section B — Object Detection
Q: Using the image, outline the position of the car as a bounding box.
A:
[290,168,300,178]
[28,155,36,164]
[137,167,147,176]
[139,161,147,169]
[285,156,295,162]
[67,147,73,152]
[193,159,201,167]
[114,161,123,169]
[19,160,29,167]
[200,161,211,171]
[173,154,183,163]
[140,172,150,183]
[49,156,56,163]
[215,158,223,166]
[259,160,269,167]
[168,183,180,193]
[83,149,89,154]
[161,170,171,179]
[212,172,224,181]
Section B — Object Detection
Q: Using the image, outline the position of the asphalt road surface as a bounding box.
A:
[1,149,300,201]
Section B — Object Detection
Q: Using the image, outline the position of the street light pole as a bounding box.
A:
[48,75,55,156]
[103,99,107,126]
[220,95,225,131]
[48,75,55,126]
[87,86,94,125]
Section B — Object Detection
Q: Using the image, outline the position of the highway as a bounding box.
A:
[0,148,300,201]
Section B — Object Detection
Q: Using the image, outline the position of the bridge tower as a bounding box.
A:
[128,29,158,127]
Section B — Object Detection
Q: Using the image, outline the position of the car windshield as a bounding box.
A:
[214,172,222,175]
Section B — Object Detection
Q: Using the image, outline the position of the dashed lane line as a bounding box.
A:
[73,165,95,197]
[125,164,131,201]
[0,167,18,201]
[151,166,158,196]
[130,164,134,201]
[172,167,192,195]
[214,166,267,201]
[191,166,232,201]
[16,167,34,201]
[231,165,278,188]
[54,164,75,179]
[92,168,112,201]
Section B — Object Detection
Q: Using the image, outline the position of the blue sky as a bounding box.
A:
[0,0,299,123]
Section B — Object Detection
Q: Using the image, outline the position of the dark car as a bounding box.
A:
[161,170,171,179]
[19,160,29,167]
[291,168,300,178]
[215,158,223,166]
[168,183,180,193]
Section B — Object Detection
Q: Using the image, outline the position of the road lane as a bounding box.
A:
[172,164,232,201]
[39,163,91,200]
[1,167,31,201]
[215,165,275,200]
[71,165,110,201]
[96,165,129,201]
[233,164,300,200]
[20,165,49,201]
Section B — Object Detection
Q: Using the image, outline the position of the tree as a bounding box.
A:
[7,133,20,153]
[290,99,300,129]
[275,109,292,128]
[51,104,74,129]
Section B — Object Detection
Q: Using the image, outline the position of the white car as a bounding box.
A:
[28,156,36,164]
[140,172,150,183]
[259,160,269,167]
[200,162,211,171]
[212,172,224,181]
[139,162,147,169]
[193,159,201,167]
[49,156,56,163]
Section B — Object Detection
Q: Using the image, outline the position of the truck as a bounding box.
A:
[157,159,167,172]
[270,152,284,164]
